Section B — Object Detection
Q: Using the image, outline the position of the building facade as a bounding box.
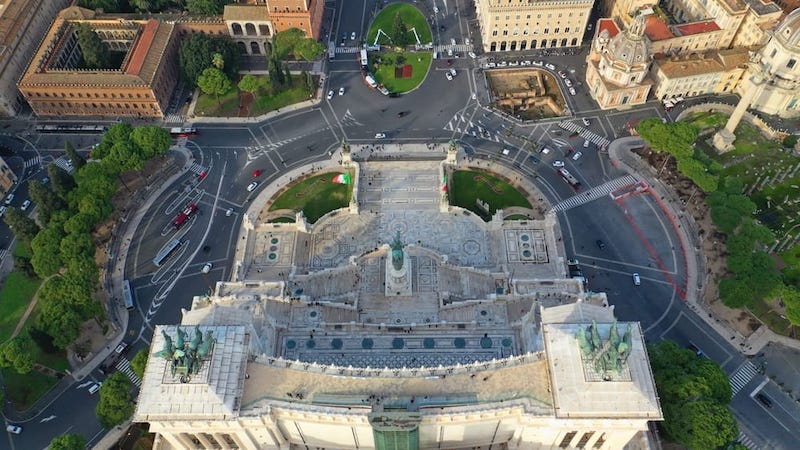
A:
[475,0,594,52]
[0,156,16,196]
[586,16,654,110]
[223,0,325,56]
[0,0,71,116]
[651,48,750,99]
[17,7,179,118]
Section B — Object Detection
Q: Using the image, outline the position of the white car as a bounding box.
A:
[532,60,544,67]
[545,63,556,70]
[468,51,476,59]
[375,133,386,139]
[582,117,590,126]
[445,72,453,81]
[564,79,573,87]
[568,87,577,96]
[633,273,641,286]
[247,181,258,192]
[434,6,439,13]
[552,160,565,168]
[201,262,212,274]
[20,200,31,211]
[450,38,456,46]
[558,70,567,78]
[521,60,532,66]
[450,68,457,77]
[338,87,344,96]
[326,90,334,100]
[88,382,102,394]
[4,193,14,205]
[351,32,356,40]
[225,208,234,217]
[541,147,551,154]
[6,424,21,434]
[583,140,590,148]
[572,151,583,161]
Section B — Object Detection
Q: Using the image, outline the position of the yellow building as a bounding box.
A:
[0,0,72,116]
[0,156,16,196]
[651,48,750,99]
[224,0,325,56]
[475,0,594,52]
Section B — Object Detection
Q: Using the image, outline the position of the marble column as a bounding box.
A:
[713,74,763,152]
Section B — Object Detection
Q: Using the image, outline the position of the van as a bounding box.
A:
[755,393,773,408]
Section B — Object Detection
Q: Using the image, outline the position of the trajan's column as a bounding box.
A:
[712,55,766,153]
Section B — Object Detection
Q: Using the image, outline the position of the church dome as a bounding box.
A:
[774,8,800,50]
[606,14,651,67]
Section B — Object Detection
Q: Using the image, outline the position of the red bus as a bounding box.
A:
[170,127,197,137]
[173,203,198,229]
[558,168,581,191]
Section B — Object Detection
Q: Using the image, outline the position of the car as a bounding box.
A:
[596,239,606,250]
[521,60,532,66]
[434,6,439,13]
[226,208,234,217]
[582,117,591,126]
[440,25,446,32]
[5,424,21,434]
[487,62,496,68]
[450,68,457,77]
[42,176,50,184]
[529,155,541,164]
[20,200,31,211]
[541,147,551,154]
[88,382,102,394]
[552,160,565,168]
[532,60,544,67]
[502,148,510,155]
[572,151,583,161]
[4,193,13,205]
[445,72,453,81]
[632,273,641,286]
[326,90,334,100]
[564,79,573,87]
[351,32,356,40]
[339,87,345,96]
[509,61,519,66]
[468,51,476,59]
[498,61,508,67]
[583,140,590,148]
[0,206,6,217]
[545,63,556,70]
[447,48,453,57]
[558,70,567,78]
[375,133,386,139]
[755,393,773,408]
[450,38,456,46]
[252,169,262,178]
[397,111,409,117]
[568,87,577,96]
[247,181,258,192]
[201,262,212,274]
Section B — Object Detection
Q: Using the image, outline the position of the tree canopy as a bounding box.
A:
[75,23,112,70]
[131,349,149,379]
[648,340,738,449]
[48,433,87,450]
[185,0,230,15]
[0,334,35,374]
[197,67,232,104]
[2,207,40,243]
[178,29,239,86]
[96,372,135,428]
[77,0,122,13]
[238,74,260,98]
[274,28,325,61]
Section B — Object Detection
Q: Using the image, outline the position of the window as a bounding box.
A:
[565,27,570,33]
[560,432,578,448]
[770,49,777,58]
[503,29,508,36]
[555,28,560,34]
[493,30,498,36]
[788,59,796,69]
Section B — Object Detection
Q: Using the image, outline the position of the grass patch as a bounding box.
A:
[268,172,353,223]
[505,214,531,220]
[1,367,59,410]
[367,3,432,45]
[449,170,531,220]
[269,217,295,224]
[12,242,31,259]
[0,271,42,342]
[368,51,431,93]
[194,74,314,117]
[747,300,794,337]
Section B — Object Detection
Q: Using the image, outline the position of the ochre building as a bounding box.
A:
[224,0,325,56]
[18,7,179,119]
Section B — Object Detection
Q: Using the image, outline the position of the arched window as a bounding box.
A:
[561,38,567,47]
[231,23,243,36]
[520,40,527,50]
[237,41,247,54]
[245,23,257,36]
[530,40,537,49]
[250,41,261,54]
[500,41,507,51]
[510,41,517,51]
[571,38,578,46]
[490,42,497,51]
[259,24,270,36]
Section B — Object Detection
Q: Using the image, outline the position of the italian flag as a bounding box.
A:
[332,173,351,184]
[441,173,448,192]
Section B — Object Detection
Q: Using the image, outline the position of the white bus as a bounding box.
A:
[360,49,368,67]
[122,280,135,311]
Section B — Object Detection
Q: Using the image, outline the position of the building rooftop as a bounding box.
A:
[223,4,271,21]
[676,20,721,36]
[655,48,750,77]
[644,16,674,41]
[596,18,620,40]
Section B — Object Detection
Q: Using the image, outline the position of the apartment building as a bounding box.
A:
[223,0,325,56]
[651,48,750,99]
[475,0,594,52]
[0,0,71,116]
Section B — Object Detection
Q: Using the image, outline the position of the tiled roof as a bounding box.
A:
[676,20,721,36]
[654,48,750,77]
[596,18,620,40]
[223,4,271,22]
[645,16,674,41]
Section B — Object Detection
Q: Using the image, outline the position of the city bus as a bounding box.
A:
[35,124,107,134]
[122,279,135,311]
[153,239,182,267]
[558,168,581,190]
[172,203,198,230]
[360,48,368,67]
[169,127,197,137]
[328,41,336,61]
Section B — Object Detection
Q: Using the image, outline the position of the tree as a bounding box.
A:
[75,23,112,69]
[2,207,40,243]
[283,65,293,87]
[48,433,86,450]
[29,179,65,225]
[294,38,325,61]
[77,0,122,12]
[65,141,86,170]
[130,126,171,159]
[47,164,76,199]
[31,224,64,277]
[211,52,225,70]
[197,67,232,104]
[96,372,135,428]
[391,12,409,45]
[238,74,260,99]
[130,0,168,12]
[131,349,149,379]
[13,254,36,279]
[178,33,240,87]
[783,134,798,149]
[273,28,306,60]
[0,334,35,374]
[36,294,83,349]
[185,0,229,15]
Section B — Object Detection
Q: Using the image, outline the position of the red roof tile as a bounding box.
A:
[125,19,159,76]
[597,19,620,39]
[645,16,674,41]
[676,20,721,35]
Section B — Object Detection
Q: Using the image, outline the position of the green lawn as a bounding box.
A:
[369,52,431,93]
[1,367,59,410]
[367,3,432,46]
[449,170,532,220]
[0,271,42,342]
[194,75,314,117]
[268,172,353,223]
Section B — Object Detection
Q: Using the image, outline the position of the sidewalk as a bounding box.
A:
[607,137,800,356]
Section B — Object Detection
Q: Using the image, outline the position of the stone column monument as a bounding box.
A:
[385,231,412,297]
[713,55,766,153]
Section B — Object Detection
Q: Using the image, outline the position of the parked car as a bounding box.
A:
[632,273,641,286]
[552,160,565,168]
[5,424,22,434]
[351,32,356,40]
[582,117,591,126]
[564,79,573,87]
[445,72,453,81]
[533,60,544,67]
[247,181,258,192]
[596,239,606,250]
[545,63,556,70]
[339,87,345,96]
[20,200,31,211]
[375,133,386,139]
[0,206,7,217]
[568,87,577,95]
[450,68,457,77]
[558,70,567,78]
[583,139,591,148]
[468,51,476,59]
[326,90,334,100]
[572,151,583,161]
[4,193,14,205]
[201,262,212,274]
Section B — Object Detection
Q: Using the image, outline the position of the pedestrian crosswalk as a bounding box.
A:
[737,431,759,450]
[334,46,361,54]
[115,358,141,387]
[729,361,759,396]
[0,249,8,262]
[558,120,611,149]
[24,157,41,169]
[433,44,473,54]
[189,162,207,176]
[551,175,637,212]
[53,157,74,173]
[164,113,184,124]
